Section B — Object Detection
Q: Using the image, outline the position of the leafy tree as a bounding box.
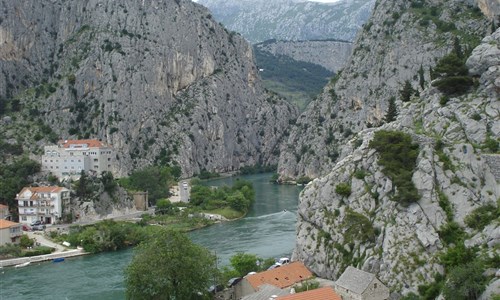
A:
[100,171,117,195]
[125,229,217,300]
[74,171,91,200]
[229,252,260,277]
[442,260,486,300]
[155,199,177,215]
[20,235,34,248]
[227,191,249,212]
[384,96,398,123]
[0,157,40,213]
[123,166,176,205]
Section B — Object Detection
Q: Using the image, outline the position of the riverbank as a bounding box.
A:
[0,248,88,267]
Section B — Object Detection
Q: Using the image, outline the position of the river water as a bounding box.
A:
[0,173,301,300]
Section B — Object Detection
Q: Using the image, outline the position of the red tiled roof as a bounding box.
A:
[0,204,8,210]
[0,219,21,229]
[60,139,104,148]
[246,262,313,290]
[20,186,65,194]
[276,287,341,300]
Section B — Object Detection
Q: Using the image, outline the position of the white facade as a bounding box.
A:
[41,139,114,178]
[16,186,70,225]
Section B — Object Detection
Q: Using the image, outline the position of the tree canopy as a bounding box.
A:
[125,229,217,300]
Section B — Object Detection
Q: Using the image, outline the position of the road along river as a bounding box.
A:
[0,173,302,299]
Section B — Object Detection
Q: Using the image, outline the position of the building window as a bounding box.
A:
[22,216,27,221]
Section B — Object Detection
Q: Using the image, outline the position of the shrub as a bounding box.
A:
[438,221,465,245]
[353,169,367,180]
[464,203,499,231]
[369,131,420,205]
[343,209,375,243]
[335,183,352,197]
[294,279,320,292]
[432,76,473,95]
[442,260,487,300]
[296,176,312,185]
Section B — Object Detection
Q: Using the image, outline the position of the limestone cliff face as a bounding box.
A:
[196,0,375,43]
[255,39,353,73]
[278,0,490,180]
[293,27,500,296]
[0,0,297,177]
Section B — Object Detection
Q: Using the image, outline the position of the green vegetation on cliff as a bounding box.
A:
[369,130,420,205]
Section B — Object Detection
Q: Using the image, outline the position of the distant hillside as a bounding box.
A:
[254,47,333,111]
[196,0,375,43]
[255,39,353,73]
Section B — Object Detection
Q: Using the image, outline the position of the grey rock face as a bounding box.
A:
[289,0,499,295]
[278,0,490,180]
[196,0,375,43]
[255,40,353,73]
[0,0,298,177]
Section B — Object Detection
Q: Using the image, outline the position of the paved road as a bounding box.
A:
[26,231,67,252]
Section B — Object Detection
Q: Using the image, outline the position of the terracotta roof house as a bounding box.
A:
[276,286,342,300]
[334,266,389,300]
[16,186,70,225]
[0,219,22,246]
[234,261,314,299]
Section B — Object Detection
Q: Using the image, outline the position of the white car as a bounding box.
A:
[182,181,188,189]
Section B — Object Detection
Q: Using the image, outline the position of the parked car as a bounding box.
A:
[30,220,42,226]
[32,224,46,231]
[182,181,188,190]
[22,224,31,231]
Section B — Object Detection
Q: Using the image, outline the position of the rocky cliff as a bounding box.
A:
[278,0,491,179]
[255,39,353,73]
[196,0,375,43]
[0,0,297,177]
[285,0,499,297]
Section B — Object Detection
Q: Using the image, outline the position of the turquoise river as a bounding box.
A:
[0,173,302,299]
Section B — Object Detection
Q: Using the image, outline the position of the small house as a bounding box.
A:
[0,219,22,246]
[334,266,389,300]
[234,261,314,299]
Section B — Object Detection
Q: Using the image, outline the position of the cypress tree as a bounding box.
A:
[418,65,425,90]
[385,96,398,123]
[400,80,414,102]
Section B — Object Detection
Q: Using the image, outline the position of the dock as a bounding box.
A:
[0,248,88,268]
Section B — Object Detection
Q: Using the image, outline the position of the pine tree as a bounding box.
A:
[400,80,414,102]
[453,36,463,59]
[384,96,398,123]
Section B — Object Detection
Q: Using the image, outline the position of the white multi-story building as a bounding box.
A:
[16,186,70,225]
[42,139,114,178]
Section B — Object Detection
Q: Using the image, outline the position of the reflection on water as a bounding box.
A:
[0,173,301,299]
[190,173,301,265]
